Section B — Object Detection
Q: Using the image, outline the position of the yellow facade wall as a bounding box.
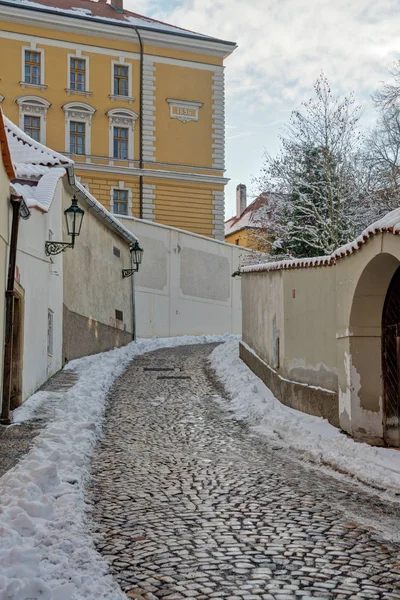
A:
[225,228,271,251]
[0,14,229,239]
[154,63,214,168]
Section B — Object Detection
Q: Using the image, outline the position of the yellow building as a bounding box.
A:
[225,185,271,252]
[0,0,236,239]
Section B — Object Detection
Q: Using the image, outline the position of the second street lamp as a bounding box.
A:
[122,240,144,278]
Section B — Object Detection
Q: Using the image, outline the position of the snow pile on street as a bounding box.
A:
[210,338,400,496]
[0,334,231,600]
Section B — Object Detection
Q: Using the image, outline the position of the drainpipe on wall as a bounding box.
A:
[0,195,30,425]
[131,25,144,219]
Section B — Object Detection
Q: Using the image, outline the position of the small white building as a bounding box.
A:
[1,109,139,419]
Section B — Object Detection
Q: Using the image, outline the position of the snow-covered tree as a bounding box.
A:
[363,62,400,215]
[254,74,369,258]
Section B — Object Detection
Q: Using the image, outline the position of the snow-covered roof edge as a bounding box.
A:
[241,204,400,274]
[71,176,138,245]
[0,108,15,180]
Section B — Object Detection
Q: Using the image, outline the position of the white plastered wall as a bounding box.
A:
[15,180,64,401]
[118,216,252,337]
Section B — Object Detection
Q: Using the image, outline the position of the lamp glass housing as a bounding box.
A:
[64,196,84,238]
[130,240,144,268]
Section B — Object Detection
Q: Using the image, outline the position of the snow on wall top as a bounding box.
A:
[4,114,71,179]
[5,0,234,43]
[241,205,400,274]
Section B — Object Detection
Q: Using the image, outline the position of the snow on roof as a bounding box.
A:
[4,114,71,179]
[74,180,139,243]
[4,112,138,243]
[5,0,234,44]
[225,193,269,237]
[241,204,400,274]
[12,168,66,212]
[0,108,15,180]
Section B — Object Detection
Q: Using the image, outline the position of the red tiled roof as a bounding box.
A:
[6,0,233,41]
[225,192,269,236]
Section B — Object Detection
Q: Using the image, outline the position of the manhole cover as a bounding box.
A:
[157,375,192,380]
[144,367,177,372]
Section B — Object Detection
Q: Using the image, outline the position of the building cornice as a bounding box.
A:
[74,161,229,185]
[0,2,237,58]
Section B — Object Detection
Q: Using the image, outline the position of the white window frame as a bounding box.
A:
[106,108,138,163]
[62,101,95,156]
[110,181,132,216]
[66,52,91,98]
[110,59,134,104]
[21,44,46,91]
[16,95,51,145]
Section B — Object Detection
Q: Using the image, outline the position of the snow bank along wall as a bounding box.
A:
[241,233,400,446]
[118,216,251,338]
[62,180,133,363]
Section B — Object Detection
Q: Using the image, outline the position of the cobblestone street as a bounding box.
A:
[87,343,400,600]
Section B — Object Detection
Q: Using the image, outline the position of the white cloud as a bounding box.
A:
[125,0,400,216]
[131,0,399,110]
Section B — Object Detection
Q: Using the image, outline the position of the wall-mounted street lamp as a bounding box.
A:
[122,240,144,278]
[45,196,85,256]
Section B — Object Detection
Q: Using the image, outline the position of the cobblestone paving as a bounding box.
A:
[87,344,400,600]
[0,369,77,479]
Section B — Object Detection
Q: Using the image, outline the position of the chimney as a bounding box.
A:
[236,184,247,217]
[110,0,124,11]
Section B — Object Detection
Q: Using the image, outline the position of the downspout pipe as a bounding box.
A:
[132,25,144,219]
[0,195,29,424]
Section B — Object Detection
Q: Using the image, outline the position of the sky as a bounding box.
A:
[126,0,400,219]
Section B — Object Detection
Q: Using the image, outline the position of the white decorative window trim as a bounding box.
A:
[16,95,51,145]
[110,60,133,100]
[109,94,135,104]
[110,181,132,216]
[62,101,95,156]
[106,108,138,163]
[21,44,45,89]
[66,52,91,97]
[166,98,203,123]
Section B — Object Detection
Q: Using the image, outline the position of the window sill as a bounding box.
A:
[20,81,47,92]
[65,88,92,98]
[109,94,135,104]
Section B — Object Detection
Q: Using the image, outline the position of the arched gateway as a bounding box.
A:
[382,267,400,446]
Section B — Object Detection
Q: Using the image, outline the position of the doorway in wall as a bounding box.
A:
[382,266,400,447]
[10,289,24,410]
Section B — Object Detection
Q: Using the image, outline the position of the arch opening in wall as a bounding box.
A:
[381,266,400,446]
[348,252,400,445]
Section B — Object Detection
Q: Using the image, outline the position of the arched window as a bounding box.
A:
[62,102,96,156]
[16,96,51,144]
[106,108,138,163]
